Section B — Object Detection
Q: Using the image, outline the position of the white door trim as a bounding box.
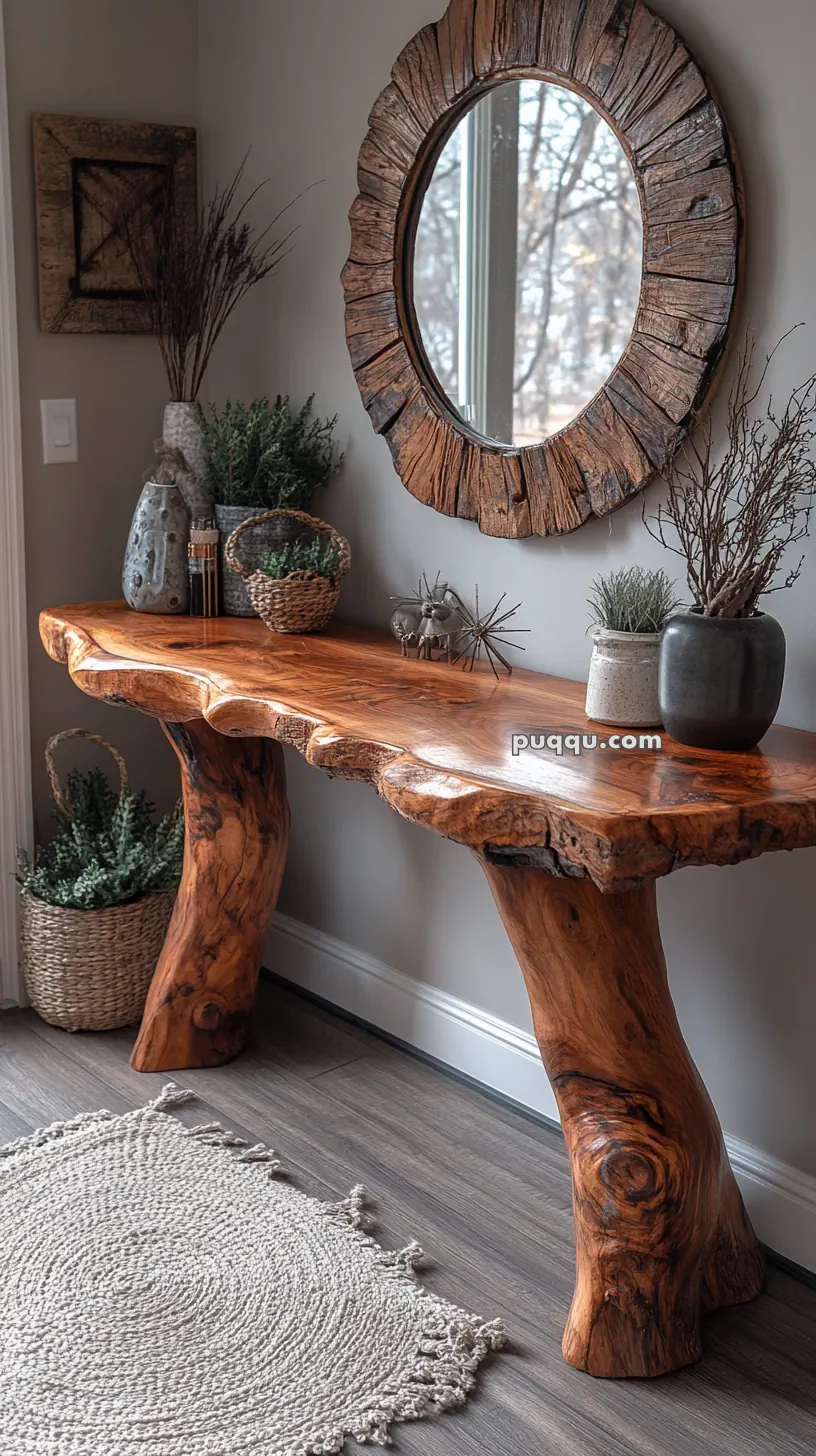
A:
[0,0,32,1007]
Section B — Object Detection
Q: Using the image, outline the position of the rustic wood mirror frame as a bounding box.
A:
[343,0,743,539]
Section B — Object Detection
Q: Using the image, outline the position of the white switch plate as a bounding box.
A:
[41,398,78,465]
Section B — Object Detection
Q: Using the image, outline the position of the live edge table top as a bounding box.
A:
[41,602,816,893]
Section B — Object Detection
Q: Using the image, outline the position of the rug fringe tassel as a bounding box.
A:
[147,1084,195,1113]
[180,1118,283,1175]
[324,1183,369,1231]
[377,1240,424,1276]
[300,1312,508,1454]
[186,1123,248,1148]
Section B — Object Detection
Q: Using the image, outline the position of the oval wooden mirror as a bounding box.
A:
[343,0,742,539]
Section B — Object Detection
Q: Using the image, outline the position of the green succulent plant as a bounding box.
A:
[17,768,184,911]
[588,567,683,635]
[203,395,343,510]
[261,536,340,581]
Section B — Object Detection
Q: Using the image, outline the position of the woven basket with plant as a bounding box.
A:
[16,731,184,1033]
[225,508,350,634]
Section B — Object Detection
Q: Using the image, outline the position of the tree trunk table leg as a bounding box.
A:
[481,863,766,1379]
[131,720,290,1074]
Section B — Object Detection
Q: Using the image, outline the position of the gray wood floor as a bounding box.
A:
[2,980,815,1455]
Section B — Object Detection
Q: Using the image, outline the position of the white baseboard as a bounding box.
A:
[269,912,816,1276]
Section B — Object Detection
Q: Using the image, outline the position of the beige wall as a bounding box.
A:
[5,0,198,832]
[197,0,816,1186]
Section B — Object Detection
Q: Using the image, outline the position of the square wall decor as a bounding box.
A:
[33,114,197,334]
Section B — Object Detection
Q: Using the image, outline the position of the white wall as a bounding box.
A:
[196,0,816,1210]
[5,0,198,834]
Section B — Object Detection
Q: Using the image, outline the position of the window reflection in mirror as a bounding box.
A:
[413,80,643,448]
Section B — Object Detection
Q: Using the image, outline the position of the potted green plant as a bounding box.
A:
[646,330,816,750]
[203,395,343,615]
[585,567,681,727]
[224,509,350,634]
[16,731,184,1032]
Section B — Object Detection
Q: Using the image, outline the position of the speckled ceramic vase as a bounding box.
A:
[585,629,662,728]
[123,482,190,614]
[163,402,212,519]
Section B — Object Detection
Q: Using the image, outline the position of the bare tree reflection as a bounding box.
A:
[414,81,642,446]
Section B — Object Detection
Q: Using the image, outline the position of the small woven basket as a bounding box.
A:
[224,508,350,634]
[20,731,176,1033]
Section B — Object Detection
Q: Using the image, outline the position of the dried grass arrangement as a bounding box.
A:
[120,157,299,402]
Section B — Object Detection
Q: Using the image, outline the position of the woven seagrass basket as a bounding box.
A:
[20,731,175,1033]
[224,508,350,634]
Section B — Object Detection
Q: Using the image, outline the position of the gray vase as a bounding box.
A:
[123,482,190,614]
[163,401,212,518]
[215,503,309,617]
[659,609,786,750]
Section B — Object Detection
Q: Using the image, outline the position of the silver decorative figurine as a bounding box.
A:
[390,574,463,660]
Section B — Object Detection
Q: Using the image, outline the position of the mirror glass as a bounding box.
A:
[413,80,643,448]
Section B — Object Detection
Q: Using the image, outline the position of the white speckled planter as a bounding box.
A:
[585,629,663,728]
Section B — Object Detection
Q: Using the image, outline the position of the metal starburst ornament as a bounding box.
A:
[450,587,529,679]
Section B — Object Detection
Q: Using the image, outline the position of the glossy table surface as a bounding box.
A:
[41,601,816,891]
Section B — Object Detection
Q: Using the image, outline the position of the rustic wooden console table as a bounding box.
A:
[40,602,816,1380]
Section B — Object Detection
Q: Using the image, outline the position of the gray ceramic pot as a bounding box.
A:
[659,609,786,750]
[215,504,309,617]
[123,482,189,614]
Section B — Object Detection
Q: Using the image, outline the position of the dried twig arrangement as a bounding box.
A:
[450,588,529,678]
[644,327,816,618]
[119,156,299,402]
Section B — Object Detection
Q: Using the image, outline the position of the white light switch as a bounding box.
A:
[41,398,78,464]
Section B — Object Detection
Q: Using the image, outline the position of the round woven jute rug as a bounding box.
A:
[0,1086,505,1456]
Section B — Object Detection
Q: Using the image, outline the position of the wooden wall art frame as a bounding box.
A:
[343,0,743,539]
[34,114,197,334]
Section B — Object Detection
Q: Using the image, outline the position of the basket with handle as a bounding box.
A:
[224,508,350,634]
[19,730,176,1033]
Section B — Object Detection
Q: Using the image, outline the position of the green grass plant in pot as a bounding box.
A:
[204,395,343,616]
[645,329,816,750]
[585,567,682,728]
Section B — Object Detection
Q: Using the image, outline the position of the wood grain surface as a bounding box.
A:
[130,719,290,1073]
[40,601,801,1375]
[344,0,743,538]
[41,603,816,894]
[483,864,766,1377]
